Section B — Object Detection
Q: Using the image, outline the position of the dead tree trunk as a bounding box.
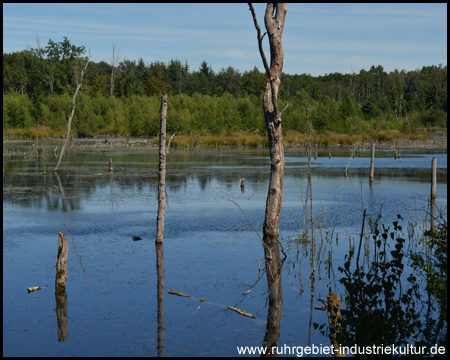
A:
[55,51,91,172]
[249,3,287,355]
[369,141,375,184]
[55,232,69,289]
[249,2,287,258]
[110,41,122,97]
[156,94,168,244]
[430,157,437,230]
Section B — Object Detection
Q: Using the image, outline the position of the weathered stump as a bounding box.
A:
[431,157,437,200]
[109,158,113,172]
[369,142,375,184]
[55,232,69,288]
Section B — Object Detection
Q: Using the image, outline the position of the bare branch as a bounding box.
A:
[166,132,176,155]
[280,103,290,115]
[248,3,271,80]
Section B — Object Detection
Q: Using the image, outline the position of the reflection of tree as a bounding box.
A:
[55,172,70,212]
[262,254,284,356]
[155,243,165,356]
[55,231,69,342]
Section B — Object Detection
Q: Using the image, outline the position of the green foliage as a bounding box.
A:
[333,215,422,348]
[315,214,447,352]
[3,92,34,129]
[2,38,447,136]
[411,220,447,349]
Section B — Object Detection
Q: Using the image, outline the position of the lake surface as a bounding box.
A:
[3,142,447,356]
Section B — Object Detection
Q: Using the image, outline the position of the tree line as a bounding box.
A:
[3,37,447,137]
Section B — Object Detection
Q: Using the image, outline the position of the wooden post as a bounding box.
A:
[430,157,437,230]
[109,158,113,172]
[156,94,168,244]
[369,141,375,184]
[55,232,69,289]
[431,157,437,200]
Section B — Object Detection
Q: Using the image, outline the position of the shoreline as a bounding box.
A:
[3,130,447,152]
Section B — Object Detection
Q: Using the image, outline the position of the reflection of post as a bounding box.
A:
[369,141,375,185]
[55,287,68,342]
[156,243,165,356]
[110,171,114,208]
[156,94,168,244]
[430,157,437,230]
[55,232,69,342]
[308,268,315,346]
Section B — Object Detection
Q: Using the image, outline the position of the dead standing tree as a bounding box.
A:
[55,51,91,172]
[248,2,287,260]
[156,94,168,244]
[249,3,287,354]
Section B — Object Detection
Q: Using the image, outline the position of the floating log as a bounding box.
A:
[168,289,192,298]
[132,236,143,241]
[227,306,255,319]
[27,285,47,293]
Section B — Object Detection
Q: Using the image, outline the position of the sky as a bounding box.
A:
[3,3,447,77]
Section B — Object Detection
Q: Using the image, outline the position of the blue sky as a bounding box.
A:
[3,3,447,76]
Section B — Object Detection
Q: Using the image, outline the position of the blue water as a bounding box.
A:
[3,145,447,356]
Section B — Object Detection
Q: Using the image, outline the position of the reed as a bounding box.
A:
[3,127,68,140]
[3,127,438,149]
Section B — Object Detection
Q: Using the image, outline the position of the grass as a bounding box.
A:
[3,127,444,149]
[3,127,68,140]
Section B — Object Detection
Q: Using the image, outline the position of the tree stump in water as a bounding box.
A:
[55,232,69,289]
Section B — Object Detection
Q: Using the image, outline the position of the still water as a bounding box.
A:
[3,143,447,356]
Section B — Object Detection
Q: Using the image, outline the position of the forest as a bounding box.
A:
[3,37,447,139]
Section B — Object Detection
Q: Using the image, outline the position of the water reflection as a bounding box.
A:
[55,287,68,342]
[261,239,284,356]
[155,243,165,357]
[2,145,447,356]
